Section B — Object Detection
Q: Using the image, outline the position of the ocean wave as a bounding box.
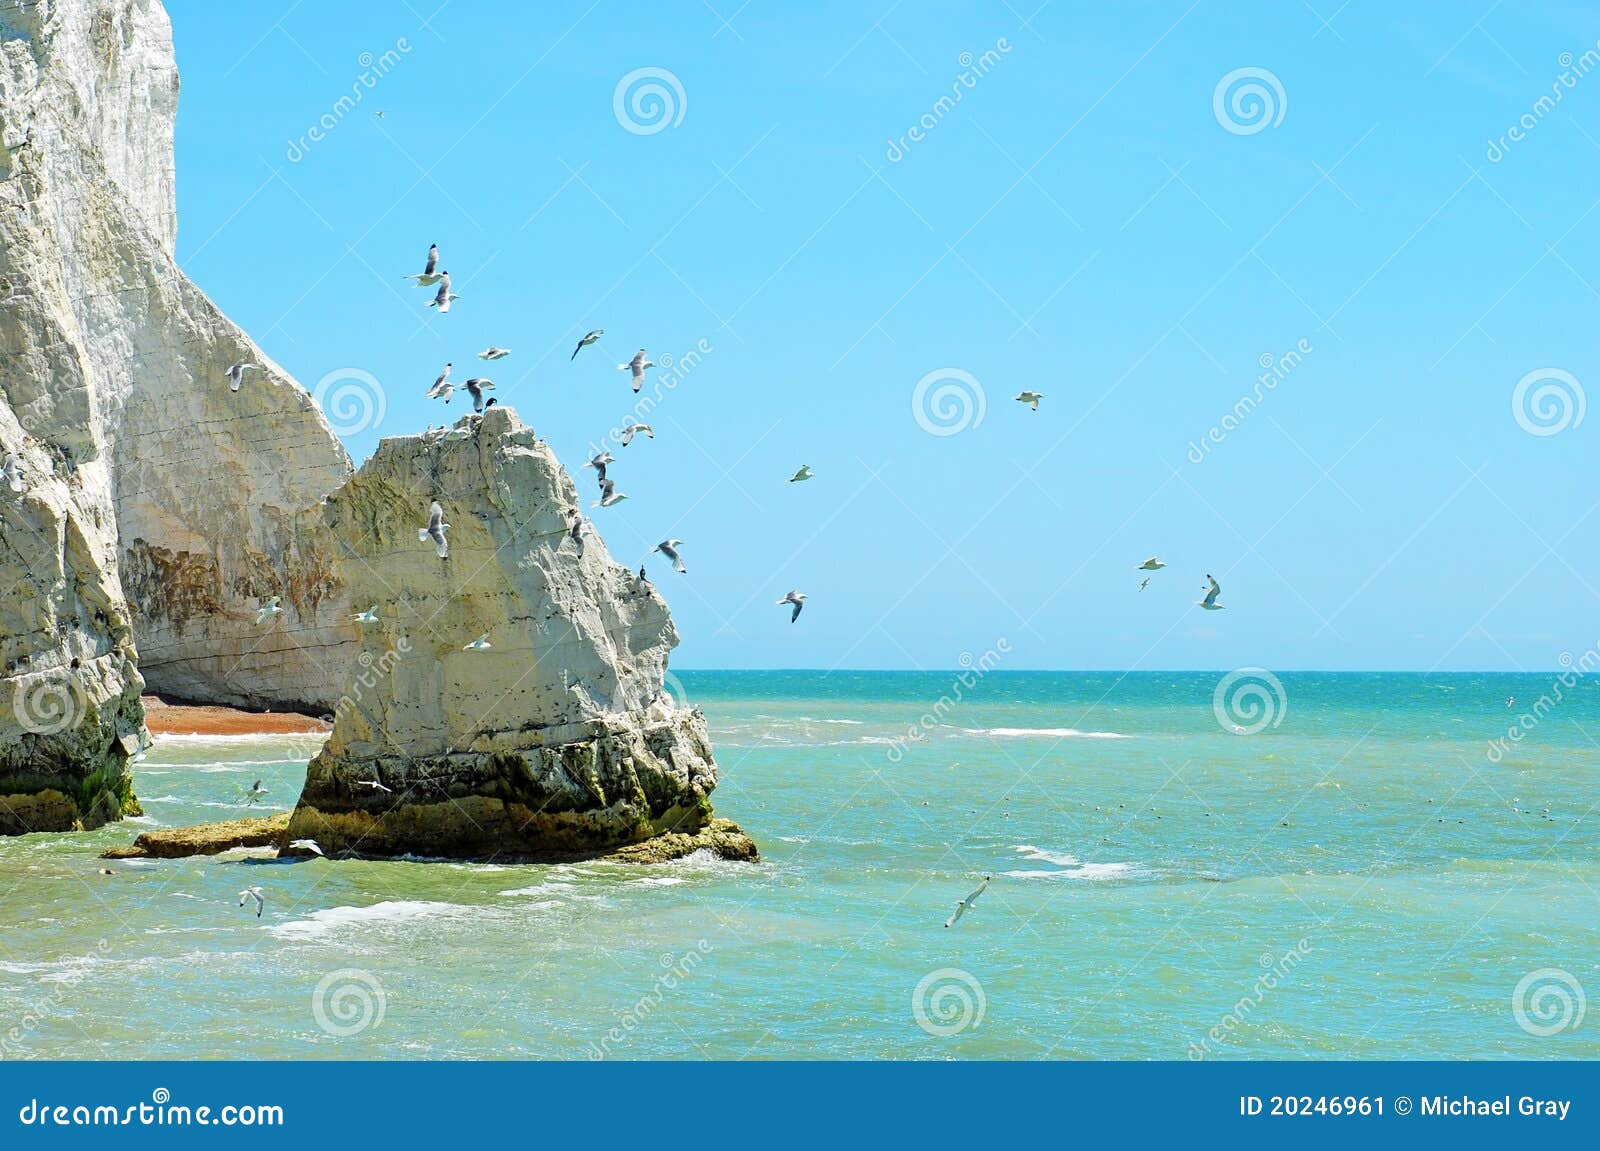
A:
[1004,863,1138,881]
[268,899,488,942]
[1012,844,1080,867]
[964,727,1131,740]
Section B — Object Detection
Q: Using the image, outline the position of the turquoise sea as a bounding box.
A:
[1,671,1596,1060]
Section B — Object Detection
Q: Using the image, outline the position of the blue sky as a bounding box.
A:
[166,1,1600,671]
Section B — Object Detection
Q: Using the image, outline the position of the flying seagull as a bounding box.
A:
[1137,557,1167,571]
[289,839,324,857]
[572,329,604,360]
[619,422,653,446]
[789,465,814,483]
[593,478,628,508]
[352,605,379,624]
[419,501,450,558]
[1196,574,1224,611]
[652,539,686,574]
[426,363,453,400]
[777,589,807,623]
[2,453,22,493]
[478,347,512,360]
[1139,577,1150,592]
[256,596,282,624]
[944,875,992,928]
[463,633,492,651]
[618,349,653,392]
[584,450,613,485]
[1014,391,1043,411]
[424,243,438,275]
[429,273,458,312]
[244,779,267,805]
[355,779,392,793]
[226,362,259,393]
[237,886,265,917]
[403,244,442,286]
[463,378,495,412]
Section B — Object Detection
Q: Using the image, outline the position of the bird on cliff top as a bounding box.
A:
[237,886,265,917]
[352,605,379,624]
[478,346,511,360]
[789,465,813,483]
[463,378,495,412]
[567,509,585,547]
[1014,390,1043,411]
[419,501,450,558]
[944,875,992,928]
[289,839,324,857]
[256,596,282,624]
[652,540,686,574]
[777,589,807,623]
[1137,557,1166,571]
[619,422,653,446]
[572,328,604,360]
[584,450,613,485]
[619,349,653,391]
[593,478,628,508]
[244,779,267,804]
[1196,574,1224,611]
[3,453,22,492]
[226,362,259,393]
[464,633,492,651]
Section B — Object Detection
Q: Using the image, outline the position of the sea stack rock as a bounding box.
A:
[284,409,730,860]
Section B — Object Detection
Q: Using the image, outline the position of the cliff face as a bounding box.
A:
[285,409,721,859]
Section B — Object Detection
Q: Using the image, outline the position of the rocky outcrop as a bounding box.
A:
[102,811,290,859]
[283,408,729,860]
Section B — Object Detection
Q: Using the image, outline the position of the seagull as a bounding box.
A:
[618,349,653,392]
[244,779,267,804]
[1196,574,1224,611]
[2,453,22,493]
[419,501,449,558]
[289,839,324,857]
[638,564,649,583]
[777,589,806,623]
[426,363,453,401]
[1506,696,1516,709]
[1139,577,1150,592]
[226,362,259,392]
[237,886,265,917]
[256,596,282,624]
[944,875,992,928]
[371,110,387,121]
[567,509,584,546]
[424,243,438,275]
[571,329,604,360]
[652,539,686,574]
[592,478,628,508]
[584,450,613,485]
[355,779,392,793]
[478,347,512,360]
[1014,391,1043,411]
[403,245,442,286]
[463,378,495,412]
[619,422,653,446]
[789,465,814,483]
[352,605,379,624]
[429,273,458,312]
[1137,557,1166,571]
[463,633,491,651]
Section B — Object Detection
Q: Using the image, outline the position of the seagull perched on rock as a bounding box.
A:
[226,362,259,393]
[944,875,992,927]
[777,589,807,623]
[567,509,585,546]
[428,272,458,312]
[789,465,814,483]
[256,596,282,624]
[652,539,686,573]
[352,605,379,624]
[593,478,628,508]
[584,450,613,485]
[1014,391,1043,411]
[289,839,324,857]
[619,422,653,446]
[478,346,511,360]
[618,349,653,392]
[463,378,495,412]
[1196,574,1224,611]
[571,329,604,360]
[419,501,449,558]
[244,779,267,805]
[463,633,491,651]
[3,453,22,493]
[237,886,265,917]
